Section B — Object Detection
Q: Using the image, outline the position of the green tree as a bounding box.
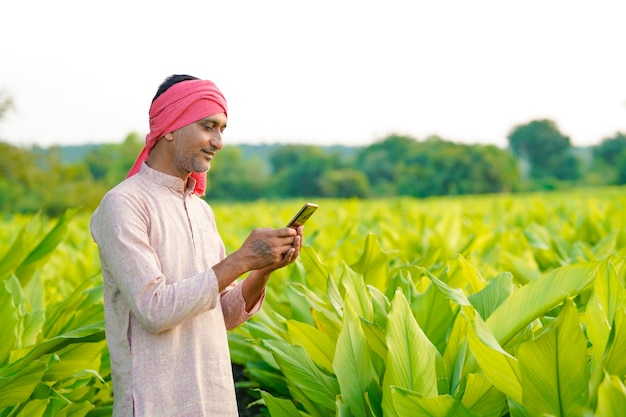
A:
[318,168,370,198]
[84,132,143,188]
[206,146,269,200]
[593,132,626,166]
[589,132,626,185]
[269,145,342,197]
[507,119,580,182]
[355,134,416,196]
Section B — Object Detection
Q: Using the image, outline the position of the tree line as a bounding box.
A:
[1,118,626,216]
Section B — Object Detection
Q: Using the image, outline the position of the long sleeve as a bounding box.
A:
[90,164,251,416]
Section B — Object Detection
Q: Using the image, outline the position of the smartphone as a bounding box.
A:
[286,202,318,228]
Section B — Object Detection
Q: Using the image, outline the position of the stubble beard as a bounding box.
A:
[173,147,211,174]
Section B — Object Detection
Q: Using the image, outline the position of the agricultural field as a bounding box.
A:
[2,188,626,416]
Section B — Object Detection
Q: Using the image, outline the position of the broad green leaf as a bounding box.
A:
[595,374,626,416]
[390,387,479,417]
[486,261,601,346]
[368,284,390,330]
[497,250,541,284]
[360,319,387,371]
[6,321,105,371]
[586,259,626,368]
[15,208,79,286]
[0,276,20,366]
[467,272,514,320]
[284,285,315,325]
[286,320,335,371]
[311,309,341,343]
[333,301,377,417]
[42,277,104,339]
[300,246,331,294]
[43,340,106,381]
[0,215,45,282]
[259,390,305,417]
[339,264,373,321]
[246,365,290,398]
[13,398,49,416]
[382,290,440,417]
[421,267,472,308]
[413,277,457,354]
[517,299,588,417]
[262,339,340,412]
[593,307,626,392]
[351,233,388,292]
[466,309,522,404]
[461,373,507,417]
[447,255,487,295]
[443,315,469,397]
[0,359,48,409]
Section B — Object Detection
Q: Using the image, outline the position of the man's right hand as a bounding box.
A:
[212,227,299,292]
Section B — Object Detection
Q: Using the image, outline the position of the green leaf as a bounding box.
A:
[15,208,79,286]
[461,373,507,417]
[43,340,106,381]
[333,301,377,417]
[5,321,105,375]
[466,309,522,404]
[486,261,601,346]
[595,374,626,416]
[0,359,48,409]
[390,387,479,417]
[517,299,588,416]
[300,246,331,294]
[596,307,626,387]
[467,272,515,321]
[586,259,626,368]
[286,320,335,372]
[447,255,487,295]
[382,290,440,417]
[258,390,304,417]
[443,315,469,397]
[497,251,541,284]
[0,215,44,282]
[413,277,457,354]
[262,339,339,412]
[339,265,373,321]
[0,276,20,366]
[351,233,388,292]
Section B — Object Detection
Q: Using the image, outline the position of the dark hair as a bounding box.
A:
[152,74,199,102]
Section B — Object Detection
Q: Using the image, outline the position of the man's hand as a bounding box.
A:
[237,226,302,272]
[213,226,304,293]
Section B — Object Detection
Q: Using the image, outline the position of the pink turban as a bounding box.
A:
[127,79,228,196]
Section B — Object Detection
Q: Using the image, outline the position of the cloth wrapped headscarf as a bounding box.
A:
[127,79,228,195]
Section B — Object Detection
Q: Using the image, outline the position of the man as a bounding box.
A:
[90,74,303,416]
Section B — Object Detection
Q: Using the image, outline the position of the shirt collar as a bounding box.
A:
[139,162,196,195]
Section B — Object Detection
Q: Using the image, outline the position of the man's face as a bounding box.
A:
[170,112,227,175]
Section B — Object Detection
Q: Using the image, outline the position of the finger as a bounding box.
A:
[276,227,298,237]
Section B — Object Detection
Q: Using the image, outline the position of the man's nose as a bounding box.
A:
[210,131,223,150]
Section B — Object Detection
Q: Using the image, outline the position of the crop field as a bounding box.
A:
[2,188,626,416]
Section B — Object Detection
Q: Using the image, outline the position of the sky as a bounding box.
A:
[1,0,625,149]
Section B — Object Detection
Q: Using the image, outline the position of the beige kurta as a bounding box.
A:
[90,163,261,417]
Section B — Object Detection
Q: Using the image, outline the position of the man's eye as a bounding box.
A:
[204,124,214,130]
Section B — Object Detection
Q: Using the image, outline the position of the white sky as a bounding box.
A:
[1,0,625,149]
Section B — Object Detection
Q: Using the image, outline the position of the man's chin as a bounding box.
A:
[192,163,211,173]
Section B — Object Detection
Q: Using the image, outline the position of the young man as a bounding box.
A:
[90,75,303,416]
